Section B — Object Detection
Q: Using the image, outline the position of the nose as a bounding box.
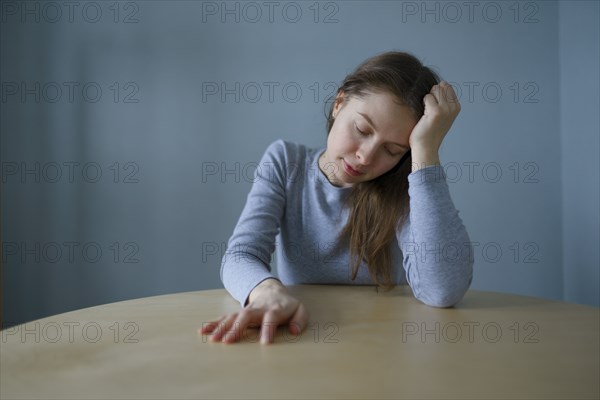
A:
[356,144,375,166]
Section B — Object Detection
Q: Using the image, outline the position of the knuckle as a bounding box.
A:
[238,308,252,317]
[268,305,285,314]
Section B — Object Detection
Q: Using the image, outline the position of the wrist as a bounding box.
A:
[248,278,284,304]
[410,146,440,172]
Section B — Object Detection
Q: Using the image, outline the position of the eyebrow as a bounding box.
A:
[357,112,410,151]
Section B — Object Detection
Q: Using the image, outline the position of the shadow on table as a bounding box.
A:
[456,290,561,310]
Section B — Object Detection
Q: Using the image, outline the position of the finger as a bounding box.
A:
[260,309,284,345]
[198,315,227,334]
[210,313,238,342]
[430,84,451,113]
[423,93,439,114]
[288,303,309,336]
[222,310,255,344]
[437,81,460,107]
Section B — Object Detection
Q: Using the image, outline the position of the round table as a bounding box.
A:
[1,285,598,399]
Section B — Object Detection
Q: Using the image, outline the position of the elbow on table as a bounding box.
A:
[416,274,473,308]
[405,240,474,308]
[418,290,466,308]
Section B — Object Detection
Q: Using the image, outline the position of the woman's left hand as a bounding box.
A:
[408,81,461,154]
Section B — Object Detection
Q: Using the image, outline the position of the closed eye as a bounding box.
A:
[354,123,402,157]
[354,124,368,136]
[387,148,401,157]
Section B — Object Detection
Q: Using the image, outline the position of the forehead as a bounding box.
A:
[349,91,404,111]
[348,91,417,134]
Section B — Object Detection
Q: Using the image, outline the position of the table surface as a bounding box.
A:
[1,285,599,399]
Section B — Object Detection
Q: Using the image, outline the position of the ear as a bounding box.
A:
[333,90,345,115]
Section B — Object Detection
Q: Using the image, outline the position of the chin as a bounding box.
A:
[343,176,362,186]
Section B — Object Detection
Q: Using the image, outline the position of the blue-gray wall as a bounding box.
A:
[559,1,600,306]
[2,1,598,325]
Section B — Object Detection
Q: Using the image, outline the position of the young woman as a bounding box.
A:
[200,51,473,344]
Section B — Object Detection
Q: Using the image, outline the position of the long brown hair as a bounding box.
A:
[325,51,441,290]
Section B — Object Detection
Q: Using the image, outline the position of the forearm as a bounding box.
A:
[219,141,289,307]
[400,163,473,307]
[410,145,440,172]
[221,251,277,307]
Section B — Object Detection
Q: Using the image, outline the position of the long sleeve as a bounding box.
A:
[396,165,474,307]
[220,141,287,306]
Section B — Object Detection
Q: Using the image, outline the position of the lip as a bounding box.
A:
[343,159,363,177]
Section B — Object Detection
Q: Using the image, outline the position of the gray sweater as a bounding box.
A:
[220,140,473,308]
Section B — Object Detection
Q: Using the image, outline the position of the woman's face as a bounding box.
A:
[319,91,417,188]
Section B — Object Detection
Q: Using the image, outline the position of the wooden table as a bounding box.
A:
[1,285,598,399]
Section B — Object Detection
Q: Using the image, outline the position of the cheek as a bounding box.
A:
[377,158,400,175]
[330,126,355,152]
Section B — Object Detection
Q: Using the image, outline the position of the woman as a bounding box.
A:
[201,51,473,344]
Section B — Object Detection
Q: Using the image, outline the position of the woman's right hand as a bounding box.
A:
[199,279,309,344]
